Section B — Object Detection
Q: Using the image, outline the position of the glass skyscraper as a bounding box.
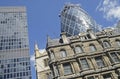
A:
[0,7,31,79]
[60,3,101,36]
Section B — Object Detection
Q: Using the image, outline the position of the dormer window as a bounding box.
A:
[87,34,91,39]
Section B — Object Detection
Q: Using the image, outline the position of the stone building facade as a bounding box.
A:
[46,29,120,79]
[34,44,52,79]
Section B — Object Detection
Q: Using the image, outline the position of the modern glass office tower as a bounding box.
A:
[60,3,101,36]
[0,7,31,79]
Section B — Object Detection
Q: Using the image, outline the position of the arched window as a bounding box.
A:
[89,44,96,52]
[60,50,67,57]
[116,40,120,46]
[75,46,83,53]
[103,41,111,48]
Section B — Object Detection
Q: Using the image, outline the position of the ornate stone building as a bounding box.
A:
[46,29,120,79]
[34,44,52,79]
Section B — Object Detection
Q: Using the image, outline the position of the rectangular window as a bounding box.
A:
[60,50,67,58]
[110,52,119,63]
[103,73,112,79]
[44,58,49,67]
[80,58,89,70]
[0,75,2,79]
[87,76,94,79]
[95,56,105,67]
[63,63,72,75]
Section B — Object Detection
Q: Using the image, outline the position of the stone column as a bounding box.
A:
[103,55,111,66]
[90,57,98,69]
[112,71,118,79]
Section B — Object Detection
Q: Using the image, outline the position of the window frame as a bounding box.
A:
[43,58,49,67]
[79,58,90,70]
[103,41,111,48]
[95,56,105,68]
[109,52,120,63]
[63,62,73,75]
[102,73,113,79]
[89,44,97,52]
[87,76,95,79]
[60,49,67,58]
[74,45,83,54]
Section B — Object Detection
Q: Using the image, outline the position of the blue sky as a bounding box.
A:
[0,0,120,79]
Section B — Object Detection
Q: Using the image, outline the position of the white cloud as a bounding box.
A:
[39,49,46,53]
[97,0,120,20]
[30,54,35,66]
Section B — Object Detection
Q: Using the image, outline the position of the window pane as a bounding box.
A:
[63,63,72,75]
[95,56,105,67]
[111,53,119,63]
[60,50,67,57]
[75,46,83,53]
[87,76,94,79]
[103,73,112,79]
[103,41,110,48]
[90,45,96,52]
[80,59,89,69]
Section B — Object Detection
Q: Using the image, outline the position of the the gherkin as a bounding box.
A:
[60,3,101,36]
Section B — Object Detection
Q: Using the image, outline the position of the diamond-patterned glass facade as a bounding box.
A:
[60,4,101,36]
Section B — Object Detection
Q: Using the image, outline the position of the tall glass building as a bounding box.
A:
[60,3,101,36]
[0,7,31,79]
